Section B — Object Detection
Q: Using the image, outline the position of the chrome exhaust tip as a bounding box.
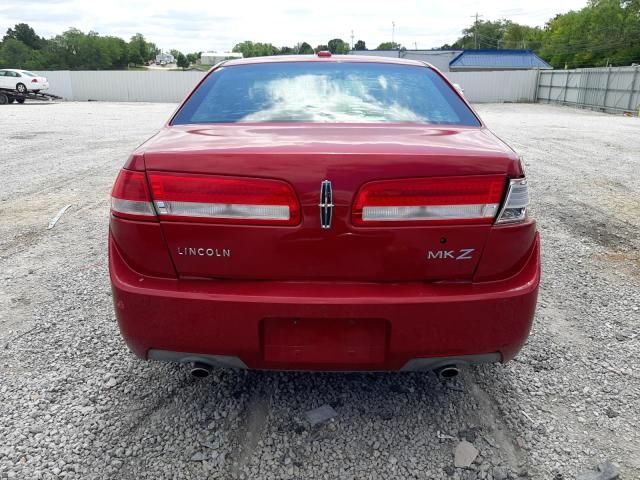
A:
[435,365,460,379]
[189,362,213,378]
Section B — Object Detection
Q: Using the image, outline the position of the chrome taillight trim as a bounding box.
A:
[495,178,529,224]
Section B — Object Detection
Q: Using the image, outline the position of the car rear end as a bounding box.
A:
[21,70,49,92]
[108,56,540,372]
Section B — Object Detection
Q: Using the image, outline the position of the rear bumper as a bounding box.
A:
[109,233,540,371]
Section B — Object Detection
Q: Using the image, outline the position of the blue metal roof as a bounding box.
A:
[449,49,552,69]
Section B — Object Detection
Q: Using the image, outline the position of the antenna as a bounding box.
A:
[392,21,395,47]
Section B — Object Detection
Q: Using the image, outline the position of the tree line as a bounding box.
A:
[1,1,639,71]
[230,39,402,57]
[0,24,200,70]
[442,0,640,68]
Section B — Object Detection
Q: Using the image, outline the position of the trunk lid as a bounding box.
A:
[143,124,519,282]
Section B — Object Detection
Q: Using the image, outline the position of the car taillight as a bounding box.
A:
[352,175,506,226]
[31,79,38,83]
[147,172,300,225]
[110,170,157,221]
[495,178,529,224]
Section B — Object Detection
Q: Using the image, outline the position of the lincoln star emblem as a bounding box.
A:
[319,180,334,229]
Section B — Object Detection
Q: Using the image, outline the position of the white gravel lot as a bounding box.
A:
[0,102,638,480]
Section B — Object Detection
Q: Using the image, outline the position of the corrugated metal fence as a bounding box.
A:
[34,69,540,104]
[537,67,640,114]
[447,70,539,103]
[34,70,205,102]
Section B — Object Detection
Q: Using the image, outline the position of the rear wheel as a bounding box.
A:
[16,98,25,104]
[16,83,27,94]
[0,93,8,105]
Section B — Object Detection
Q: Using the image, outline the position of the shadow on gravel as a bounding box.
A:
[557,201,637,251]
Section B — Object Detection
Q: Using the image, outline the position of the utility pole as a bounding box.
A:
[471,13,482,49]
[392,21,395,48]
[351,30,354,50]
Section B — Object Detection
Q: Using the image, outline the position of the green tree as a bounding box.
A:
[169,49,181,60]
[354,40,366,50]
[3,23,43,49]
[102,36,129,69]
[501,24,544,50]
[0,38,32,68]
[376,41,402,50]
[297,42,314,54]
[176,52,189,69]
[186,52,200,64]
[540,0,640,68]
[128,33,156,65]
[327,38,349,54]
[314,44,329,53]
[440,1,640,68]
[232,40,278,57]
[448,19,513,49]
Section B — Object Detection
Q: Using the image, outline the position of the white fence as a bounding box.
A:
[537,67,640,114]
[448,70,539,103]
[34,69,539,104]
[34,70,205,103]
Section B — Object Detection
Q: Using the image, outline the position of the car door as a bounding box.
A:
[0,71,10,89]
[4,71,19,89]
[10,71,22,89]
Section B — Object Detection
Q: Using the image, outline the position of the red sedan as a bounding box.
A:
[109,53,539,377]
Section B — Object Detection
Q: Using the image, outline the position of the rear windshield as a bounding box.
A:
[172,62,480,126]
[20,71,36,77]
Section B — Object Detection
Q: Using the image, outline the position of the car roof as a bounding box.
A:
[221,54,431,68]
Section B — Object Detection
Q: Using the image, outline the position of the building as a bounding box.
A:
[401,50,462,72]
[349,49,461,72]
[448,50,552,72]
[200,52,244,65]
[349,49,552,72]
[155,52,175,64]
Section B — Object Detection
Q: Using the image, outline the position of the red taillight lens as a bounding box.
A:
[110,170,156,220]
[31,79,38,83]
[352,175,506,226]
[147,172,300,225]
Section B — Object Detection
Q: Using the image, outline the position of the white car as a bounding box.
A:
[0,69,49,94]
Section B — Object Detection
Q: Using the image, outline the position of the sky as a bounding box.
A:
[0,0,587,53]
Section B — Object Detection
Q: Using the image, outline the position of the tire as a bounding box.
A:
[0,93,8,105]
[16,83,27,94]
[16,98,25,104]
[8,98,15,103]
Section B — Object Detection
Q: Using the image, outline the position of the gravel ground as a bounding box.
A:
[0,102,638,480]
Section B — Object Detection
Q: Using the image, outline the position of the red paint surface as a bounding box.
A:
[110,234,539,370]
